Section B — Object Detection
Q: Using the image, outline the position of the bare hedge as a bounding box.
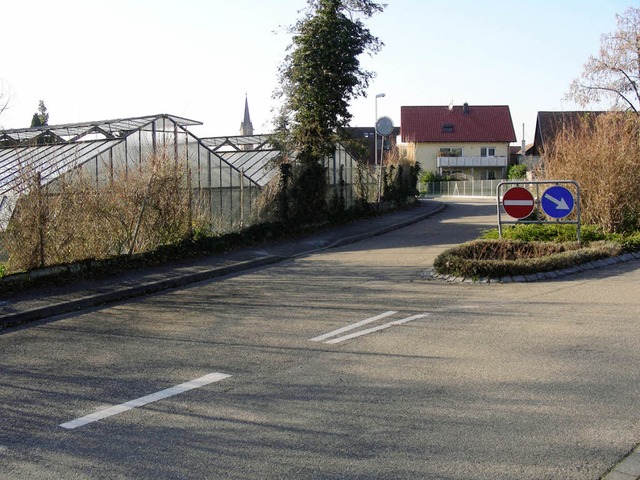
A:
[543,112,640,233]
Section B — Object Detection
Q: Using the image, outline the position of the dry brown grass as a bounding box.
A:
[543,112,640,233]
[382,146,420,203]
[4,148,209,273]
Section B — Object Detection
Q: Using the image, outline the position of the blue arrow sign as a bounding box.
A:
[541,185,574,218]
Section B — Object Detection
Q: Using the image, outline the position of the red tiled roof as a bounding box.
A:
[401,105,516,143]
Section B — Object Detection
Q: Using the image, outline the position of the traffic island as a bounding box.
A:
[426,239,640,283]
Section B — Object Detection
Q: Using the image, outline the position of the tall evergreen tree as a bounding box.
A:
[273,0,384,221]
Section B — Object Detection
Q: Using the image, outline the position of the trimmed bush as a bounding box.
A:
[433,239,623,279]
[481,224,607,243]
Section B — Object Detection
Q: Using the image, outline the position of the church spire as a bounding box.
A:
[240,94,253,136]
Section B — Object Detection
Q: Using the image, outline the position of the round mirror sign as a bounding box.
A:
[375,116,394,137]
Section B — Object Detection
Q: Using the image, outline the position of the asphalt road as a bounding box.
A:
[2,199,640,479]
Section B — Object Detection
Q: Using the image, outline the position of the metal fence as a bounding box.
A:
[419,179,503,198]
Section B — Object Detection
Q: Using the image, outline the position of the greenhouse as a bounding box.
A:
[0,113,376,231]
[0,114,267,230]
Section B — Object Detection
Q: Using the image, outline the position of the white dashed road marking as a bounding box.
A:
[310,311,397,342]
[311,311,429,344]
[60,372,231,429]
[325,313,429,344]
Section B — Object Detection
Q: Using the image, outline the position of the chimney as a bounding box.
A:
[463,102,469,114]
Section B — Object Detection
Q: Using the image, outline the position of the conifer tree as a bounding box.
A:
[273,0,384,221]
[30,100,49,127]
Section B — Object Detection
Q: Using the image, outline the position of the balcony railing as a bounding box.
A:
[437,156,509,168]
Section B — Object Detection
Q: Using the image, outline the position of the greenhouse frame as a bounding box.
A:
[0,113,377,231]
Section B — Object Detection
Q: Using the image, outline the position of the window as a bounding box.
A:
[439,147,463,157]
[481,147,496,157]
[442,123,454,133]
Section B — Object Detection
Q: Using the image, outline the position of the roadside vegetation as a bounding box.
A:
[433,110,640,280]
[433,120,640,279]
[434,224,640,280]
[0,0,403,291]
[0,145,417,292]
[435,6,640,281]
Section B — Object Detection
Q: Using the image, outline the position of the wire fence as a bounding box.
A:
[419,179,503,198]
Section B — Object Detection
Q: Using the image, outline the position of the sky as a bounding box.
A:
[0,0,635,144]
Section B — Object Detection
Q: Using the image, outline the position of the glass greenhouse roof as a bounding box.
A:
[0,114,201,145]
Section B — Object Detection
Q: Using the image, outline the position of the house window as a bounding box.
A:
[439,147,462,157]
[481,147,496,157]
[442,123,454,133]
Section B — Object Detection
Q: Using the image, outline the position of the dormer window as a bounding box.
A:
[442,123,454,133]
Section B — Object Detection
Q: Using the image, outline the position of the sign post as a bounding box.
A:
[376,116,395,207]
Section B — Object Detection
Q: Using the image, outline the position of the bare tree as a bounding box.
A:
[567,7,640,114]
[0,78,11,120]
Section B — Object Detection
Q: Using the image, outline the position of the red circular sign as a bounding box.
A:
[502,187,535,219]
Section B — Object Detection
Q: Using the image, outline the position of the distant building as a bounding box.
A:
[401,103,516,180]
[532,111,607,157]
[344,126,400,165]
[239,95,254,150]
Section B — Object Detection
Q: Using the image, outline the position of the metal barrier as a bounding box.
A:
[496,180,581,242]
[420,180,503,197]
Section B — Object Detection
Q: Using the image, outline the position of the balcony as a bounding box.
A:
[437,156,509,168]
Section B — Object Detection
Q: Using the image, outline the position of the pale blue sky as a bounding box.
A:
[0,0,634,143]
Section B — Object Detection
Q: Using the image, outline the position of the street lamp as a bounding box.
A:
[374,93,385,208]
[374,93,385,167]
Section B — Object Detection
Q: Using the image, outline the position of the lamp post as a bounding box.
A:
[374,93,385,167]
[374,93,385,207]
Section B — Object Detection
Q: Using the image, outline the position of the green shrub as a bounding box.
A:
[481,224,607,243]
[618,231,640,252]
[420,171,438,183]
[507,164,527,179]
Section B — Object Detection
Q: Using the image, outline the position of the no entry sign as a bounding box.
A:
[502,187,535,219]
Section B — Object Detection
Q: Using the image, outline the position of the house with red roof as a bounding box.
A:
[401,103,516,180]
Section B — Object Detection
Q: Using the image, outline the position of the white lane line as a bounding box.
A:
[60,372,231,430]
[325,313,429,344]
[310,311,398,342]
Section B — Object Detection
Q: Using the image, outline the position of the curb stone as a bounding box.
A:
[601,444,640,480]
[1,202,447,330]
[0,256,285,329]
